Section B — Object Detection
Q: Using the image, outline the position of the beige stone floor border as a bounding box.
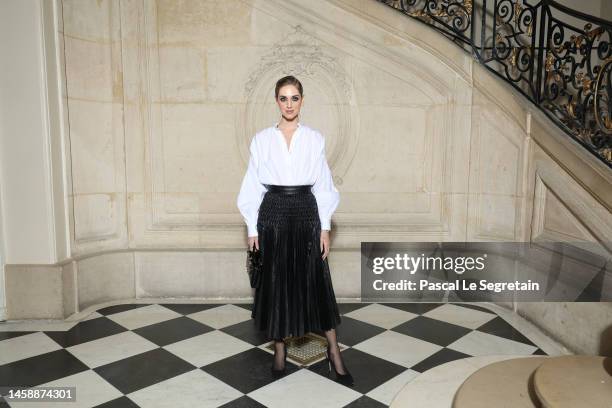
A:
[390,354,545,408]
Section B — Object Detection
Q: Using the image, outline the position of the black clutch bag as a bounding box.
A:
[246,248,263,288]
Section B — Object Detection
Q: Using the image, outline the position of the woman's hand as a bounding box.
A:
[248,236,259,251]
[320,230,330,260]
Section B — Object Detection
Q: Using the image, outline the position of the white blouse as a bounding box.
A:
[236,122,340,237]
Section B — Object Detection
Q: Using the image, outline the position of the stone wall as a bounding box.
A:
[3,0,611,355]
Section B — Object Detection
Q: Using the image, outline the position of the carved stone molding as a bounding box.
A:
[468,102,527,241]
[529,143,611,255]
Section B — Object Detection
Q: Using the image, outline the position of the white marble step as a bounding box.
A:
[451,356,548,408]
[389,355,543,408]
[533,355,612,408]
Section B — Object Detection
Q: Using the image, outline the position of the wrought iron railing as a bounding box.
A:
[377,0,612,167]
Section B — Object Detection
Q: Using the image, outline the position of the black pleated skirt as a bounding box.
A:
[252,184,341,340]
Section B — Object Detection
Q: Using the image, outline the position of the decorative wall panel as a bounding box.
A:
[62,0,127,252]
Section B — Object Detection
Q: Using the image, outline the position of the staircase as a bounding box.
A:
[389,355,612,407]
[452,355,612,408]
[377,0,612,168]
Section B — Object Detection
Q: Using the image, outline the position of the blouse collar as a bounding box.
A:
[275,121,301,129]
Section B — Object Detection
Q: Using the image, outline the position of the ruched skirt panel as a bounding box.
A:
[252,186,341,340]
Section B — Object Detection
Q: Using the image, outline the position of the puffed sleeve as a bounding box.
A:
[237,135,267,237]
[312,134,340,231]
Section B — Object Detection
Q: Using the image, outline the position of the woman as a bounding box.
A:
[237,75,353,385]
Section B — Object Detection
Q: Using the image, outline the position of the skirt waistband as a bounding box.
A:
[264,184,313,194]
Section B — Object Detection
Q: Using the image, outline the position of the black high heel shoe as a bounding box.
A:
[271,340,287,378]
[325,343,354,386]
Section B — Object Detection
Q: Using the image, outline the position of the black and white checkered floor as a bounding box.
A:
[0,302,547,407]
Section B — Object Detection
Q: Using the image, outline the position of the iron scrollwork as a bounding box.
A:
[388,0,474,47]
[378,0,612,167]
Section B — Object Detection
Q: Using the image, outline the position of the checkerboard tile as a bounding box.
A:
[164,330,253,368]
[334,316,386,346]
[66,331,159,368]
[475,316,536,346]
[0,332,62,365]
[352,330,443,368]
[45,317,128,348]
[188,304,252,329]
[391,316,471,346]
[446,330,538,356]
[308,348,407,394]
[0,303,549,407]
[28,370,123,408]
[221,319,271,347]
[422,303,496,329]
[106,304,183,331]
[128,369,242,408]
[248,369,362,408]
[343,303,418,329]
[0,349,89,388]
[93,348,196,394]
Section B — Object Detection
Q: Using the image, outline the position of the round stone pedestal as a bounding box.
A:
[452,357,548,408]
[534,355,612,408]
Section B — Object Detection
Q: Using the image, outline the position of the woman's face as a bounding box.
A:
[276,84,303,122]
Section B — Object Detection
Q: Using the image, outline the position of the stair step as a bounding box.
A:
[452,357,548,408]
[534,355,612,408]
